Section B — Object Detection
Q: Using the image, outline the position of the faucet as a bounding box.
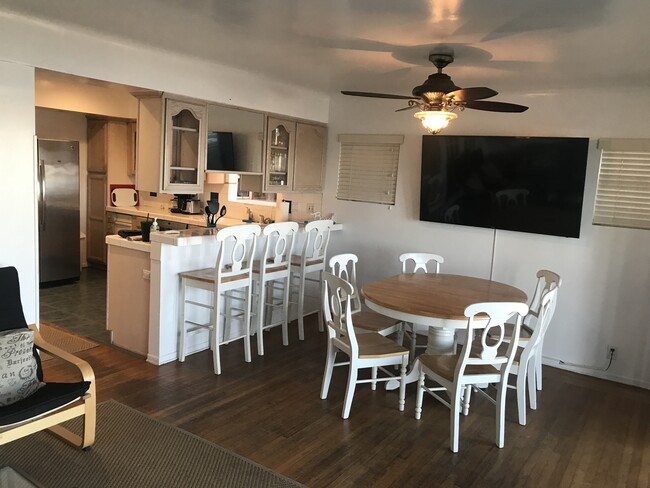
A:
[246,207,254,221]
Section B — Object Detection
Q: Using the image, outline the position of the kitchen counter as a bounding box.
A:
[106,205,207,227]
[105,234,152,252]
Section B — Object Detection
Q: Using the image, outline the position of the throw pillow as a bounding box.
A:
[0,329,45,406]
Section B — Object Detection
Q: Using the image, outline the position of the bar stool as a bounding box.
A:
[178,224,261,375]
[290,219,333,340]
[252,221,298,355]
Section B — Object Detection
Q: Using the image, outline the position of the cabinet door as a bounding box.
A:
[293,123,327,192]
[126,121,137,177]
[135,95,163,193]
[162,98,207,194]
[264,117,296,192]
[87,173,107,265]
[87,119,107,173]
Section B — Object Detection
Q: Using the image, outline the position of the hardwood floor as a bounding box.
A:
[43,316,650,487]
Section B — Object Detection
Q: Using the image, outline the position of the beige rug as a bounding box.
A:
[0,400,304,488]
[38,321,99,361]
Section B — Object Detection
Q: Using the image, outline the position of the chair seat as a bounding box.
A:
[338,333,408,359]
[252,259,289,275]
[488,322,533,342]
[180,268,248,284]
[419,353,498,383]
[352,311,400,333]
[0,382,90,427]
[291,255,324,268]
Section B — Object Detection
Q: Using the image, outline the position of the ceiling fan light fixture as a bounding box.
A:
[414,110,457,134]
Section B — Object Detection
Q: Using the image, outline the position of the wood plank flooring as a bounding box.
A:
[43,317,650,487]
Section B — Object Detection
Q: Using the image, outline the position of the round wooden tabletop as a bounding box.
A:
[361,273,528,321]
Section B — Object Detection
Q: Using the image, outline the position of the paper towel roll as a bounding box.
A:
[275,201,290,222]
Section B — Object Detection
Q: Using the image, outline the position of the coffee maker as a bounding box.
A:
[171,194,202,215]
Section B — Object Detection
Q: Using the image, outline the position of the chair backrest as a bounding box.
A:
[456,301,529,381]
[215,224,261,280]
[399,253,444,274]
[0,267,28,332]
[328,253,362,314]
[300,219,333,264]
[260,222,298,274]
[520,287,558,364]
[526,269,562,327]
[322,271,358,356]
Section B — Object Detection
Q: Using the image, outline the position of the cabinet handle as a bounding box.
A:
[39,159,46,230]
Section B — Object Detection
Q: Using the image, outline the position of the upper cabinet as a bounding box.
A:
[264,117,327,193]
[163,99,207,193]
[134,92,207,194]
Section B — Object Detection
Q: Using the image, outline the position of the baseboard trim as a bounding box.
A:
[542,356,649,390]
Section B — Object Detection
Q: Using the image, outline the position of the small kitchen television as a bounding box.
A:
[207,131,235,171]
[420,135,589,238]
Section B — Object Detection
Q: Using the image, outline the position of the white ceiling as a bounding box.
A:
[2,0,649,98]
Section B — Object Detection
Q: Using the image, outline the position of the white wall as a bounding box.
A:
[322,88,650,388]
[0,61,37,322]
[35,107,88,236]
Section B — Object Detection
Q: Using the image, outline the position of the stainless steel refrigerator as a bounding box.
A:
[37,139,80,283]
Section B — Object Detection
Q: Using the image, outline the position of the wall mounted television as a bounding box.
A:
[420,135,589,238]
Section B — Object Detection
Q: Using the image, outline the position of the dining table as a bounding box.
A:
[361,273,528,389]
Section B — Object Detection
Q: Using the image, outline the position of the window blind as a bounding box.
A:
[336,134,404,205]
[593,138,650,230]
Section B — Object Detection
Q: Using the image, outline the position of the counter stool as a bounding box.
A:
[290,219,333,340]
[178,224,261,375]
[252,222,298,355]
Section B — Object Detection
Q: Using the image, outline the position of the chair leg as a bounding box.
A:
[178,279,187,362]
[450,386,463,453]
[320,343,337,399]
[409,324,417,361]
[415,368,425,420]
[213,291,222,375]
[496,381,507,448]
[516,366,528,426]
[535,352,543,391]
[297,271,306,341]
[528,360,538,410]
[396,322,405,346]
[342,363,359,419]
[223,292,232,342]
[256,280,266,356]
[281,275,290,346]
[398,356,407,412]
[317,270,324,332]
[371,366,377,390]
[243,284,252,363]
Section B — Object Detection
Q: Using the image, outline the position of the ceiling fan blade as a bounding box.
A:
[341,90,418,100]
[446,87,498,102]
[395,106,417,112]
[463,100,529,113]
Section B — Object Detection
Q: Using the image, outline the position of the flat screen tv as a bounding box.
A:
[420,135,589,238]
[207,131,235,171]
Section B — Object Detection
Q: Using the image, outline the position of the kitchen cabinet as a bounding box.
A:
[126,120,137,177]
[134,92,207,194]
[87,173,107,265]
[263,117,327,192]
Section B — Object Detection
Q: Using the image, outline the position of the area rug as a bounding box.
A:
[38,321,99,361]
[0,400,304,488]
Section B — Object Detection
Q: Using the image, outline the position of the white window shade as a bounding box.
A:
[336,134,404,205]
[593,138,650,230]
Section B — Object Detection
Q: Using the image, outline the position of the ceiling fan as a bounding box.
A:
[342,51,528,134]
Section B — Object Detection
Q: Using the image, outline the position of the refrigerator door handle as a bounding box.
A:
[39,159,46,230]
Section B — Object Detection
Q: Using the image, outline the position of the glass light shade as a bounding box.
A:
[414,110,457,134]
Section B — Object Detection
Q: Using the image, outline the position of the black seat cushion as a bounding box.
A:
[0,267,43,381]
[0,381,90,427]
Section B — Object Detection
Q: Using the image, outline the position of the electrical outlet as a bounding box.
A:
[606,345,617,360]
[307,203,315,214]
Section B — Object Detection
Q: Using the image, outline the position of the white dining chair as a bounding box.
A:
[251,221,298,356]
[320,272,409,419]
[329,253,402,337]
[290,219,333,340]
[415,301,529,453]
[503,287,558,425]
[398,252,445,358]
[178,224,261,375]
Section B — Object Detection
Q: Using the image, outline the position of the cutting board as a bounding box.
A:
[110,184,138,207]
